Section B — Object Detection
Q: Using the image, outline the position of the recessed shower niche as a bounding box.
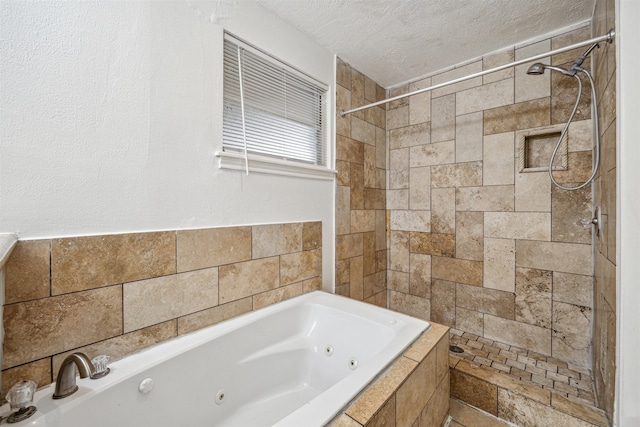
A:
[517,124,568,173]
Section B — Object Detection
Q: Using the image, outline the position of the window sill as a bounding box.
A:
[215,151,336,181]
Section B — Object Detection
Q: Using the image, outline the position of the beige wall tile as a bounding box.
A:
[431,188,456,234]
[124,268,218,332]
[456,78,514,115]
[337,160,351,186]
[551,185,592,244]
[484,98,551,136]
[456,307,484,336]
[484,314,551,355]
[431,94,456,142]
[390,148,410,189]
[53,320,177,378]
[366,395,396,427]
[350,256,364,300]
[551,26,591,66]
[449,397,511,427]
[336,186,351,235]
[457,283,515,318]
[483,238,516,293]
[376,127,387,169]
[364,271,386,300]
[515,267,552,328]
[301,277,322,293]
[364,75,377,102]
[498,388,594,427]
[456,212,484,261]
[515,240,591,275]
[337,84,351,137]
[484,212,551,240]
[387,189,409,210]
[483,48,515,85]
[432,61,483,98]
[388,105,409,130]
[390,231,410,273]
[364,188,385,210]
[389,122,431,149]
[389,291,430,321]
[409,232,455,257]
[432,161,482,188]
[396,351,436,427]
[351,210,376,233]
[3,285,123,369]
[409,89,431,126]
[456,185,514,212]
[431,279,456,327]
[5,239,51,304]
[363,232,376,276]
[568,119,593,152]
[253,223,303,259]
[178,297,252,335]
[337,135,364,163]
[551,69,592,126]
[410,140,455,167]
[218,257,279,304]
[483,132,515,185]
[409,253,431,298]
[1,358,51,398]
[375,210,386,251]
[352,116,376,145]
[515,168,551,212]
[432,256,482,287]
[364,144,377,188]
[515,40,551,103]
[253,282,304,310]
[455,112,484,163]
[329,415,362,427]
[390,210,431,233]
[337,233,364,260]
[303,221,322,251]
[389,270,410,293]
[336,58,351,89]
[280,249,321,286]
[553,272,592,308]
[552,302,591,365]
[52,232,176,295]
[177,226,251,272]
[450,370,498,415]
[409,167,431,210]
[346,356,417,424]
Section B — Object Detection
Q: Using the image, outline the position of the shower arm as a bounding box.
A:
[340,29,615,117]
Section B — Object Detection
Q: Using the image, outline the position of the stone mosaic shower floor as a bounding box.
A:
[449,328,609,426]
[449,329,596,405]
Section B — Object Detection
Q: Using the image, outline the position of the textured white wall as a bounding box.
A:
[0,1,336,289]
[617,0,640,424]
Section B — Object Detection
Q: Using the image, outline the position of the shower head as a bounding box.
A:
[526,63,575,76]
[526,63,547,75]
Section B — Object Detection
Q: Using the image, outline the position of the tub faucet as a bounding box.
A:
[53,353,95,399]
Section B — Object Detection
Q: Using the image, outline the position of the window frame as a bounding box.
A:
[216,33,335,180]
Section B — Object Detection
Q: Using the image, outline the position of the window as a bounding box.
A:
[217,33,333,179]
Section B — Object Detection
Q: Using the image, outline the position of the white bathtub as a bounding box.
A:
[1,291,429,426]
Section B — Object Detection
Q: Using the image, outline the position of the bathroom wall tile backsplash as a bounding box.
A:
[335,59,387,307]
[1,221,322,396]
[384,25,595,366]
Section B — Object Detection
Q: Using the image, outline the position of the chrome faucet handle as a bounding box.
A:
[53,353,95,399]
[6,380,37,423]
[90,355,111,379]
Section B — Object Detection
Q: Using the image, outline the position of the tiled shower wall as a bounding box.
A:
[1,221,322,396]
[386,26,595,366]
[335,59,388,307]
[592,0,617,417]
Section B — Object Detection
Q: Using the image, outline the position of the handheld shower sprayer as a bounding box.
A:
[524,37,611,191]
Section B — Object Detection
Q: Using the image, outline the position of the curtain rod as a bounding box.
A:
[340,29,615,117]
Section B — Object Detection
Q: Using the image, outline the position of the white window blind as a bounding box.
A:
[221,33,330,176]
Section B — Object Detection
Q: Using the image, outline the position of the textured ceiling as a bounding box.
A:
[257,0,595,87]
